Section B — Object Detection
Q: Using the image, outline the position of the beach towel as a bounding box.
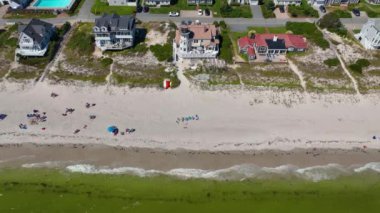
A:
[0,114,7,120]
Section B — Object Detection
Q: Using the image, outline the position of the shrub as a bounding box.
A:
[288,0,319,18]
[349,63,363,74]
[318,12,347,37]
[348,59,371,75]
[324,58,340,67]
[356,59,370,67]
[260,0,275,18]
[150,43,172,62]
[100,58,113,68]
[219,30,233,64]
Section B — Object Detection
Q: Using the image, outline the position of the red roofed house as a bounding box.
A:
[237,33,307,62]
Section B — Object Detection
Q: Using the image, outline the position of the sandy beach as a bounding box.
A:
[1,79,380,152]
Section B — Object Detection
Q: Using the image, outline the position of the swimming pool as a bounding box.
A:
[33,0,74,9]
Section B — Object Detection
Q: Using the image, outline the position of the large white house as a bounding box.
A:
[16,19,55,57]
[145,0,171,6]
[368,0,380,4]
[173,21,220,61]
[274,0,301,5]
[356,20,380,50]
[0,0,31,9]
[93,14,136,51]
[228,0,259,5]
[107,0,137,6]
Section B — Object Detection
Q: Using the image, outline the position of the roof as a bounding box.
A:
[247,47,255,56]
[238,36,254,49]
[95,13,135,31]
[238,33,307,50]
[265,38,286,50]
[373,20,380,31]
[19,19,53,44]
[175,23,219,44]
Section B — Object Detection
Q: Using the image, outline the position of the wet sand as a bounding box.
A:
[1,143,380,170]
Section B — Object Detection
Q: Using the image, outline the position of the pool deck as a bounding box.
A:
[28,0,76,10]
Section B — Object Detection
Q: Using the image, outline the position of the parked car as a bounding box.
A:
[168,11,180,17]
[136,5,143,13]
[205,8,210,16]
[143,6,149,13]
[319,5,326,13]
[198,9,203,16]
[352,8,360,17]
[279,5,285,13]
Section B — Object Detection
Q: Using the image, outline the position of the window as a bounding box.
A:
[194,40,198,43]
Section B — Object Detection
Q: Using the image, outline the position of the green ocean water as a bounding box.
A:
[0,168,379,212]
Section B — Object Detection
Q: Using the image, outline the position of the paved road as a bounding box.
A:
[251,5,263,19]
[0,0,378,32]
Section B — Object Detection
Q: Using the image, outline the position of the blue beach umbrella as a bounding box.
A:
[107,126,117,133]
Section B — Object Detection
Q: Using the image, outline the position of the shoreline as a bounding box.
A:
[1,143,380,171]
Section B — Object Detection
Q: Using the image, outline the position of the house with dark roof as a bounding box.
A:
[238,33,307,62]
[93,14,136,51]
[0,0,31,9]
[16,19,55,57]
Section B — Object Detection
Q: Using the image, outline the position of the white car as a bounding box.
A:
[198,9,203,16]
[168,12,180,17]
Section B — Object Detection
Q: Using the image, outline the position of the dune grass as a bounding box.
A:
[0,168,380,212]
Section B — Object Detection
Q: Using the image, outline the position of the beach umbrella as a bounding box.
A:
[107,126,117,133]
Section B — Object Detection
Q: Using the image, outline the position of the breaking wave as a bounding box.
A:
[65,162,380,182]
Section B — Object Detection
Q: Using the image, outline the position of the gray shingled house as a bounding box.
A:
[16,19,55,57]
[93,14,136,51]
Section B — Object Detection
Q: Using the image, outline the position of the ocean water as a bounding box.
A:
[50,162,380,182]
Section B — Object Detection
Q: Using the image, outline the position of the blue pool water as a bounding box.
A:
[33,0,73,8]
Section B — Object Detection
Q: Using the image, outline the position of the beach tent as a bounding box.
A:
[0,114,7,120]
[107,126,118,133]
[163,79,171,89]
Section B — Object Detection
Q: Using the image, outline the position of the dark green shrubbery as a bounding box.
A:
[324,58,340,67]
[349,59,371,74]
[288,0,319,18]
[318,12,347,37]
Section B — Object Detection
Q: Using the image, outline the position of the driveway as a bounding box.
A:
[251,5,263,19]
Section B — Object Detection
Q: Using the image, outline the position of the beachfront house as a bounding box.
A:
[274,0,301,5]
[238,33,307,62]
[227,0,259,5]
[308,0,359,6]
[368,0,380,4]
[107,0,137,6]
[173,21,220,61]
[93,14,136,51]
[356,20,380,50]
[145,0,171,6]
[0,0,31,9]
[188,0,213,5]
[16,19,55,57]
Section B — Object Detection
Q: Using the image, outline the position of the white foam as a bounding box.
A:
[22,161,67,168]
[354,162,380,173]
[296,164,349,182]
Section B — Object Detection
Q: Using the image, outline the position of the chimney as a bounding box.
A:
[273,35,278,42]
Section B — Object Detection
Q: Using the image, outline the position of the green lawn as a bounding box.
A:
[288,0,319,18]
[91,0,136,15]
[1,168,380,212]
[149,0,252,18]
[326,8,352,18]
[349,1,380,18]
